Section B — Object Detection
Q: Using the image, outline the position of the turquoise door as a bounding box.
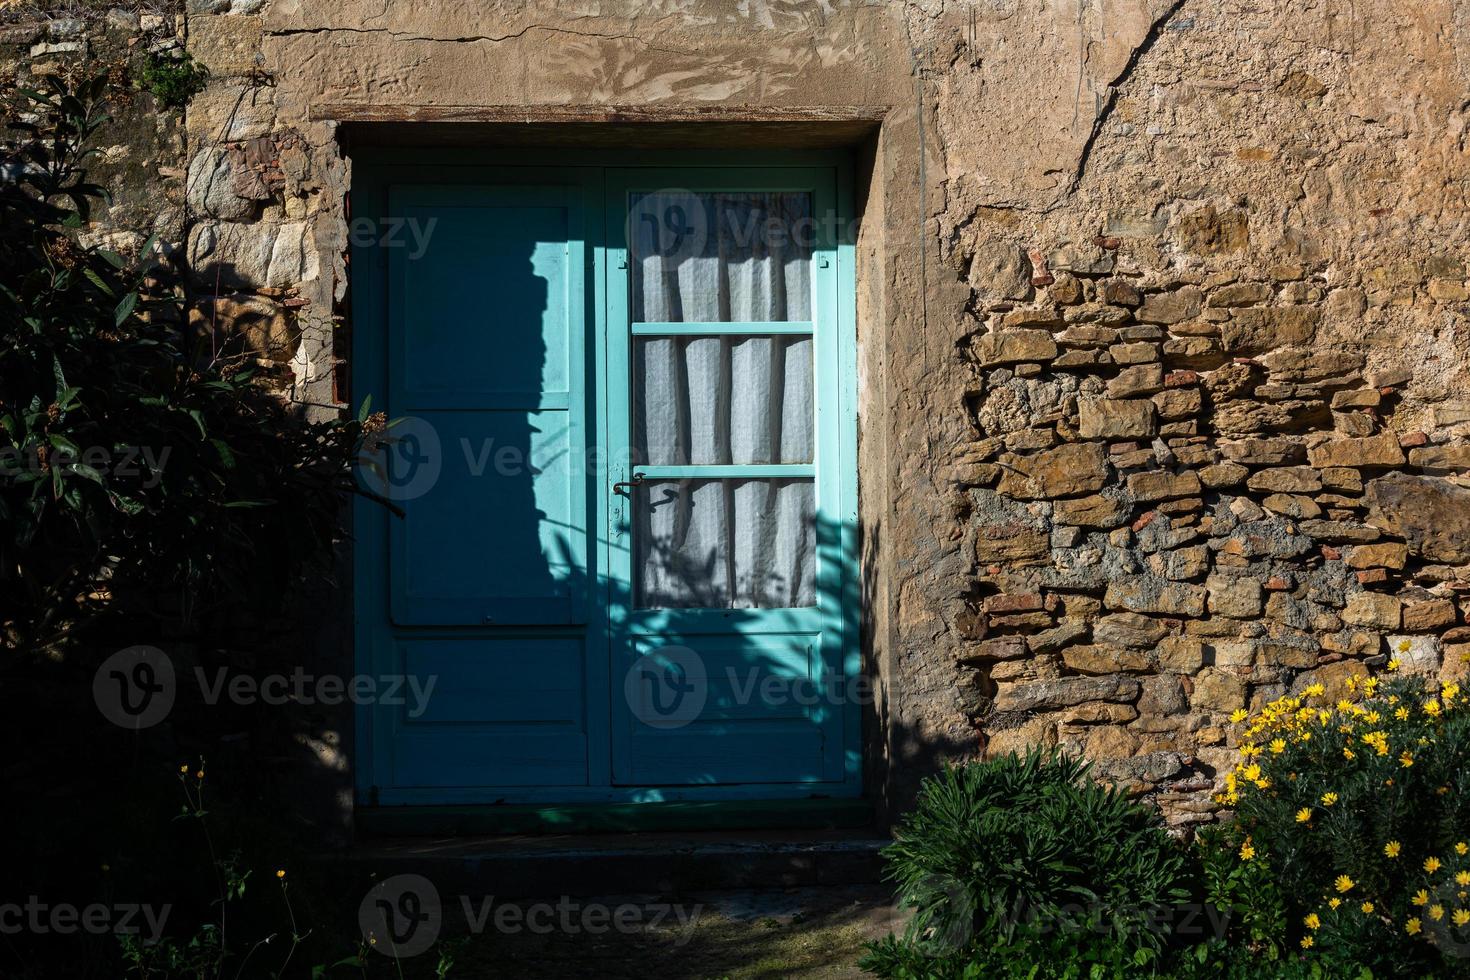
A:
[352,154,859,807]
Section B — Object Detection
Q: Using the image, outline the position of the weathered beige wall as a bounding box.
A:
[12,0,1469,830]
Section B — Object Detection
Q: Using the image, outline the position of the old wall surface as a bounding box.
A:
[10,0,1469,829]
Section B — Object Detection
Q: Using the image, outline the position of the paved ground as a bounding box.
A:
[431,884,904,979]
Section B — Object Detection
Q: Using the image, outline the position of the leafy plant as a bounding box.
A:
[1205,668,1470,977]
[865,749,1194,976]
[139,51,209,109]
[0,71,385,653]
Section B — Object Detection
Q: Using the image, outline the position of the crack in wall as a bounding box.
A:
[1066,0,1190,195]
[263,22,689,58]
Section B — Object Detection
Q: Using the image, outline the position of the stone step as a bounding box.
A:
[340,830,892,897]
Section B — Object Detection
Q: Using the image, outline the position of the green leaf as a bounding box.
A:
[114,291,138,326]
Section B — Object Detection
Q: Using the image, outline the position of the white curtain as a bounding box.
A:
[632,192,813,323]
[637,480,816,609]
[628,192,818,609]
[636,336,814,466]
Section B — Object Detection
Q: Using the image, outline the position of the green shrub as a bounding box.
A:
[1,72,379,651]
[139,50,209,108]
[1203,669,1470,977]
[864,749,1194,976]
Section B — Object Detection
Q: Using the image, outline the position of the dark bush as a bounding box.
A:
[863,749,1195,976]
[0,72,380,653]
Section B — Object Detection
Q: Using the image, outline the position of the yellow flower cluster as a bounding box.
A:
[1214,677,1459,808]
[1216,676,1470,952]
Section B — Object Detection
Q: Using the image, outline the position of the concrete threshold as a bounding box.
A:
[339,829,892,896]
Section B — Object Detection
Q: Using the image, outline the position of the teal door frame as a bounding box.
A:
[350,148,860,808]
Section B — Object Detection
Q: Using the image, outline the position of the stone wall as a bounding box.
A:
[8,0,1469,830]
[911,0,1470,825]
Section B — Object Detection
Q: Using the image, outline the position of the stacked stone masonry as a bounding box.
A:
[954,262,1470,826]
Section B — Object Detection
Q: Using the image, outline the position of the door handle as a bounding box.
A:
[612,473,645,496]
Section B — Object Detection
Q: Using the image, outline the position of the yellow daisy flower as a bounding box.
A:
[1456,910,1470,927]
[1385,841,1401,858]
[1457,842,1468,856]
[1335,875,1355,893]
[1297,808,1313,824]
[1300,936,1314,949]
[1427,857,1443,874]
[1304,913,1321,930]
[1413,889,1429,906]
[1321,792,1339,806]
[1407,917,1422,935]
[1361,901,1375,914]
[1431,904,1446,921]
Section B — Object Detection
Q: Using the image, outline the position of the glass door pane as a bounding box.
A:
[630,191,814,323]
[634,334,814,466]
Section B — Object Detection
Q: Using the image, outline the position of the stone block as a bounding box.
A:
[1063,644,1152,674]
[1307,433,1405,468]
[1127,469,1202,501]
[1403,599,1457,632]
[1206,282,1273,307]
[1107,363,1164,398]
[1221,306,1320,353]
[996,442,1111,499]
[1053,489,1133,528]
[1152,388,1201,420]
[1262,493,1322,519]
[1246,466,1322,494]
[1341,591,1402,630]
[1386,634,1442,674]
[1137,287,1203,324]
[1207,574,1263,618]
[1157,636,1205,672]
[975,329,1058,366]
[1093,612,1169,648]
[993,675,1142,712]
[1078,398,1158,439]
[1408,445,1470,470]
[1345,542,1408,570]
[1104,576,1207,617]
[1365,474,1470,564]
[187,220,318,289]
[1199,461,1249,487]
[1191,668,1247,712]
[1220,438,1304,465]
